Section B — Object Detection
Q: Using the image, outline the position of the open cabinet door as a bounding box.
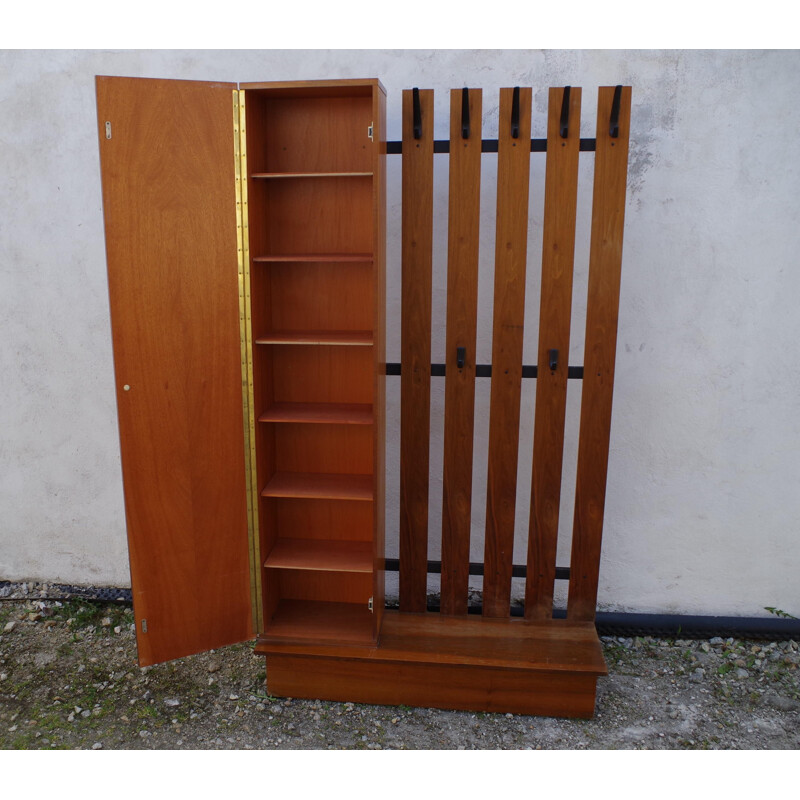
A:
[96,76,254,665]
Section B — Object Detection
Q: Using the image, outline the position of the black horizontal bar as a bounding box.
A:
[384,559,570,581]
[386,138,596,155]
[385,363,583,379]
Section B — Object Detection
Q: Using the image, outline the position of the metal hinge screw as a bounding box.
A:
[141,618,147,633]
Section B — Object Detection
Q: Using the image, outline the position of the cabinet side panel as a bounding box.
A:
[96,76,253,665]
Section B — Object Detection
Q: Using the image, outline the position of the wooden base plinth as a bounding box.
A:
[256,610,606,718]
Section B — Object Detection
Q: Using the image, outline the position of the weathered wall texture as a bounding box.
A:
[1,50,798,616]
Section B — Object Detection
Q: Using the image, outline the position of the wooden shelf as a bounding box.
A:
[264,539,373,573]
[252,254,373,263]
[262,599,375,646]
[259,402,373,425]
[251,172,373,179]
[261,472,373,501]
[256,330,373,346]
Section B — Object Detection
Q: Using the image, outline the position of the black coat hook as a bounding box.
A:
[609,85,622,138]
[548,349,559,371]
[510,86,520,139]
[413,87,422,140]
[456,346,466,369]
[461,87,470,139]
[559,86,571,138]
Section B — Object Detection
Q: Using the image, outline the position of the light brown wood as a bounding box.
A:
[483,87,532,618]
[264,654,599,718]
[266,261,373,334]
[259,402,373,425]
[275,498,373,543]
[568,86,632,621]
[262,472,373,502]
[253,254,373,263]
[265,538,373,572]
[96,76,252,667]
[261,599,375,645]
[273,423,372,475]
[255,331,373,346]
[252,172,373,178]
[441,89,482,616]
[278,570,372,604]
[399,88,434,613]
[258,610,606,717]
[371,85,388,638]
[525,88,582,620]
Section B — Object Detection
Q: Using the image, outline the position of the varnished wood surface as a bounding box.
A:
[259,402,373,425]
[253,254,373,262]
[259,609,606,674]
[264,654,599,718]
[240,79,383,97]
[261,599,376,645]
[273,423,372,475]
[483,87,532,618]
[525,88,582,621]
[261,472,373,501]
[441,88,483,617]
[371,86,388,638]
[255,330,373,346]
[264,538,373,572]
[251,172,373,178]
[96,76,252,666]
[274,498,373,543]
[568,87,632,621]
[399,88,434,613]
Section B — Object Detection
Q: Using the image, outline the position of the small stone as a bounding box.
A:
[81,710,92,718]
[207,660,221,673]
[709,637,724,646]
[28,612,42,622]
[8,725,18,733]
[92,742,103,750]
[67,713,75,723]
[43,620,57,629]
[391,717,399,724]
[735,668,750,678]
[0,673,7,682]
[139,730,150,738]
[101,617,112,627]
[699,642,710,653]
[164,698,180,707]
[114,626,121,634]
[229,694,239,701]
[271,705,283,715]
[3,621,16,633]
[287,723,295,731]
[690,668,705,682]
[668,710,679,719]
[256,703,265,711]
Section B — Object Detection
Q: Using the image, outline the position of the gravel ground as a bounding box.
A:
[1,583,798,750]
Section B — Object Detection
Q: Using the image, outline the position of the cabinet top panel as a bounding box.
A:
[240,78,385,97]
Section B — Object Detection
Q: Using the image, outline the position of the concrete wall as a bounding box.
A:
[1,49,798,616]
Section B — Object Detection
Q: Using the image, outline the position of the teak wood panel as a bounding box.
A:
[568,86,632,621]
[440,89,483,616]
[525,88,583,620]
[371,85,388,636]
[399,88,434,613]
[482,87,533,618]
[96,76,253,666]
[274,498,373,542]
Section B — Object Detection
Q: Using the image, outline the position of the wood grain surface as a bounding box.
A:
[482,87,532,618]
[525,87,582,620]
[96,76,252,666]
[399,89,434,613]
[567,86,632,621]
[440,89,482,616]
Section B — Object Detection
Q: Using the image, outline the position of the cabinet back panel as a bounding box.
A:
[264,178,373,255]
[245,94,373,174]
[270,346,374,404]
[273,423,373,474]
[275,498,373,542]
[278,571,373,604]
[267,262,373,333]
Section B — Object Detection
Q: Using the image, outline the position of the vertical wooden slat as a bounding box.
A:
[399,88,434,613]
[482,87,532,618]
[567,86,632,621]
[441,88,482,616]
[525,87,582,620]
[372,84,387,637]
